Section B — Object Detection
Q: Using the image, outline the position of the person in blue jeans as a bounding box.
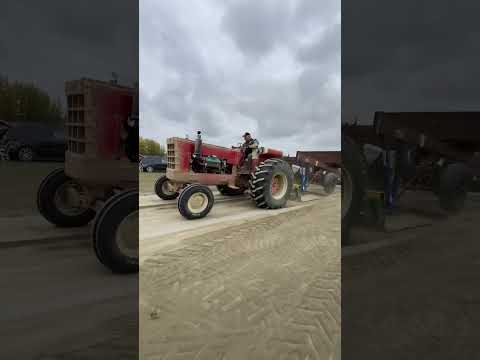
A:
[384,144,404,213]
[300,166,307,192]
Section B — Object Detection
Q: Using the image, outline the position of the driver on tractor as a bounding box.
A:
[241,132,259,170]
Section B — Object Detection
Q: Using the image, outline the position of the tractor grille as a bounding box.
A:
[66,94,86,154]
[167,142,176,169]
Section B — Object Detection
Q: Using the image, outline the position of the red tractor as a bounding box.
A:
[36,79,138,274]
[155,131,294,219]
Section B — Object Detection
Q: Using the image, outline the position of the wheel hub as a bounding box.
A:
[115,210,139,258]
[187,193,208,213]
[162,180,176,195]
[271,173,288,200]
[54,181,89,216]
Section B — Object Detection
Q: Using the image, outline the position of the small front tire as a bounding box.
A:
[155,175,179,200]
[177,184,214,219]
[93,190,138,274]
[37,169,96,227]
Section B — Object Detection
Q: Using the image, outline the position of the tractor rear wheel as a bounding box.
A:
[178,184,214,219]
[93,190,138,274]
[37,168,96,227]
[250,159,294,209]
[217,185,246,196]
[323,172,339,195]
[155,175,179,200]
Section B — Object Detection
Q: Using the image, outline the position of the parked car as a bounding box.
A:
[0,122,66,162]
[140,156,167,172]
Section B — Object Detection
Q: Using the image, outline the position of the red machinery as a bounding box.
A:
[37,79,138,274]
[155,131,294,219]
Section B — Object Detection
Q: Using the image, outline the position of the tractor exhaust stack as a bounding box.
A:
[194,131,203,158]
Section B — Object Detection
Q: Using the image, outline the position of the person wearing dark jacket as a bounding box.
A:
[240,132,259,170]
[242,132,259,158]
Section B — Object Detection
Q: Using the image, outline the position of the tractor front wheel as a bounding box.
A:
[93,190,138,274]
[37,169,96,227]
[155,175,179,200]
[250,159,294,209]
[178,184,214,219]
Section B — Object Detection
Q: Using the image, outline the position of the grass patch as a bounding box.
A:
[0,161,62,217]
[139,171,164,194]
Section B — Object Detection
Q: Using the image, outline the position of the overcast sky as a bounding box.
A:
[140,0,340,155]
[0,1,138,107]
[342,0,480,125]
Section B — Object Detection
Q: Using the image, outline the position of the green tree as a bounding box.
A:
[139,137,165,156]
[0,75,63,125]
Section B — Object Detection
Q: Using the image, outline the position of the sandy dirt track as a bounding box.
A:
[140,192,341,360]
[343,192,480,359]
[0,234,137,359]
[140,192,323,258]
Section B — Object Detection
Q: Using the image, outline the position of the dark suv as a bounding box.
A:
[140,156,167,172]
[0,122,66,161]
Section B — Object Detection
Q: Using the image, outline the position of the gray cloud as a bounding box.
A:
[342,0,480,124]
[141,0,340,154]
[221,0,292,58]
[297,22,340,69]
[0,0,138,106]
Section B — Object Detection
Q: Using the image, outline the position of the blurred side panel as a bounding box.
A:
[0,1,139,358]
[342,0,480,359]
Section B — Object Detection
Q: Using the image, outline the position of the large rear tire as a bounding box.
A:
[178,184,215,219]
[438,163,472,213]
[37,169,96,227]
[93,190,138,274]
[155,175,179,200]
[341,136,367,245]
[217,185,246,196]
[250,159,294,209]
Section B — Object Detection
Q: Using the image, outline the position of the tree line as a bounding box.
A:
[139,137,165,156]
[0,76,63,125]
[1,75,167,157]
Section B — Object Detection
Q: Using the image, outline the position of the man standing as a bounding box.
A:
[299,165,307,192]
[242,132,259,158]
[241,132,259,170]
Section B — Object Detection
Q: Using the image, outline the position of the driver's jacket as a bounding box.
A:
[243,138,259,158]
